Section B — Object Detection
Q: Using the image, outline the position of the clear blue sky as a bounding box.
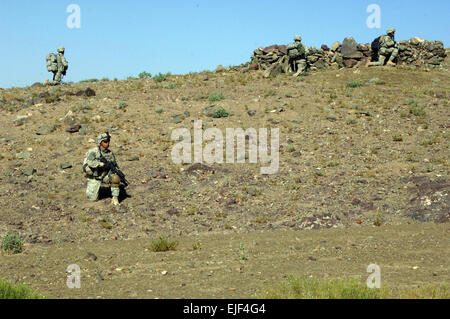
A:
[1,0,449,88]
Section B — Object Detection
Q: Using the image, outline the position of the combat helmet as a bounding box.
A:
[57,46,65,53]
[294,35,302,42]
[386,28,395,34]
[96,132,111,145]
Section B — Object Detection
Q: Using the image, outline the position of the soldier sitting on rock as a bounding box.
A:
[369,28,399,67]
[286,35,309,76]
[83,132,125,206]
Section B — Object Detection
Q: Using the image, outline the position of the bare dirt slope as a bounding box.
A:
[0,63,449,298]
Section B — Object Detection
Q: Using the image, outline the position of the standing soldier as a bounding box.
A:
[369,28,399,67]
[83,132,123,206]
[46,46,69,85]
[286,35,309,76]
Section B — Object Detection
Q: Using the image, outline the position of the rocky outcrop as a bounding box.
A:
[249,37,447,75]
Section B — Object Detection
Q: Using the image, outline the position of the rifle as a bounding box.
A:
[98,149,129,187]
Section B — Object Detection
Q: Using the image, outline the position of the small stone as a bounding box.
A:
[127,155,140,161]
[246,186,260,196]
[343,59,358,68]
[23,168,36,176]
[76,88,96,97]
[60,162,72,169]
[167,208,180,216]
[36,125,56,135]
[85,252,98,261]
[247,110,256,116]
[172,117,183,124]
[16,151,31,159]
[66,124,82,133]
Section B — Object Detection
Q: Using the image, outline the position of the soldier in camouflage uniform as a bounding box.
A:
[286,35,309,76]
[369,28,399,67]
[84,132,121,205]
[52,47,69,85]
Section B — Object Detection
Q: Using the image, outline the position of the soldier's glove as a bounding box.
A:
[98,162,105,167]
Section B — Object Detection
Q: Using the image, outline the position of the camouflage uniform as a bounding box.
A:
[52,47,68,85]
[370,28,399,66]
[84,133,121,204]
[286,35,309,76]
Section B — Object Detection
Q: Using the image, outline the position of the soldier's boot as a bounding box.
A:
[386,58,396,66]
[112,196,119,206]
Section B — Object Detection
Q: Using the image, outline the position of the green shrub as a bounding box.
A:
[256,276,391,299]
[0,278,45,299]
[79,79,98,83]
[138,71,152,79]
[1,233,25,254]
[166,83,177,89]
[409,105,426,117]
[208,93,225,102]
[346,80,365,88]
[212,108,229,118]
[255,276,449,299]
[153,73,168,82]
[118,101,128,109]
[151,236,178,252]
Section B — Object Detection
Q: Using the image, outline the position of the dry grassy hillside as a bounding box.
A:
[0,64,448,243]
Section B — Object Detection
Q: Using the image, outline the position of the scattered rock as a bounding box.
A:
[331,41,341,52]
[172,116,183,124]
[16,151,31,159]
[85,252,98,261]
[66,124,82,133]
[13,115,30,126]
[127,155,140,161]
[343,59,358,68]
[36,125,57,135]
[38,92,51,99]
[60,162,72,169]
[186,163,214,174]
[22,168,36,176]
[167,208,180,216]
[76,88,96,97]
[246,186,261,196]
[249,63,259,71]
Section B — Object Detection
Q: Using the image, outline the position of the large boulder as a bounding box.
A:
[342,37,361,59]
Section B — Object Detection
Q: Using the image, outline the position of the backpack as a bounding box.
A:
[46,53,58,72]
[288,43,306,59]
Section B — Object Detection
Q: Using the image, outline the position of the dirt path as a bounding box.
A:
[1,223,448,298]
